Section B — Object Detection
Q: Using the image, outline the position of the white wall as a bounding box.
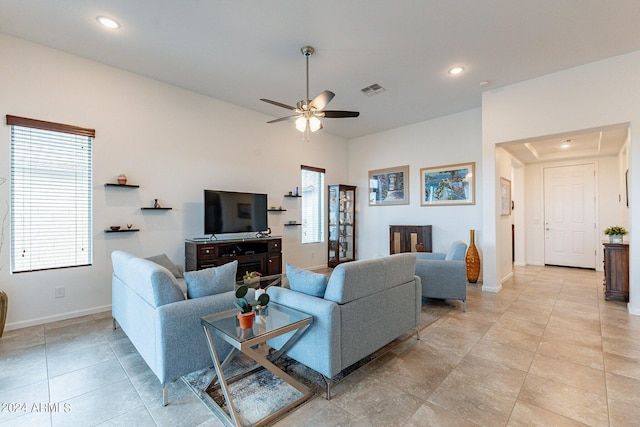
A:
[348,109,483,263]
[523,156,620,269]
[0,34,349,330]
[512,162,526,266]
[482,50,640,315]
[495,147,515,285]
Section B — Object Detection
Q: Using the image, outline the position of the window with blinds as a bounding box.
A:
[7,115,94,273]
[301,165,325,244]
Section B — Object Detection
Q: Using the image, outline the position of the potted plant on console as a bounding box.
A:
[604,226,628,244]
[234,285,270,329]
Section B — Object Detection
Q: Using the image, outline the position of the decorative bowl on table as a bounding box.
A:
[243,271,262,285]
[110,226,121,231]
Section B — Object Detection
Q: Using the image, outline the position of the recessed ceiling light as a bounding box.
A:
[448,66,464,75]
[97,16,120,29]
[560,138,574,149]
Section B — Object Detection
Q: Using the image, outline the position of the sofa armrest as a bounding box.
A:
[155,288,255,384]
[267,287,341,378]
[415,259,467,300]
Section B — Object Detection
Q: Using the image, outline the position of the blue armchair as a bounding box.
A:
[415,241,468,311]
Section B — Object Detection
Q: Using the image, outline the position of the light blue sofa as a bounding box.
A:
[415,241,468,310]
[266,253,420,398]
[111,251,253,405]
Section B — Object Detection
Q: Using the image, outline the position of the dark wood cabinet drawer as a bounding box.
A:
[198,245,218,259]
[268,239,282,253]
[267,253,282,275]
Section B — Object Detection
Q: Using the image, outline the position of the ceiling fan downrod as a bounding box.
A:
[301,46,314,105]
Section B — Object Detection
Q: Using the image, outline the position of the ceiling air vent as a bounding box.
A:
[361,83,386,96]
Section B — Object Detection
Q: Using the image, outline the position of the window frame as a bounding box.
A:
[7,115,94,273]
[300,165,325,244]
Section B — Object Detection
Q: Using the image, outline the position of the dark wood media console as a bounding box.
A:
[185,237,282,280]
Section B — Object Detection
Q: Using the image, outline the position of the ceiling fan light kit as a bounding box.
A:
[261,46,359,140]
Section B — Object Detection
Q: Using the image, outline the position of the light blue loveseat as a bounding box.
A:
[111,251,253,405]
[266,253,421,398]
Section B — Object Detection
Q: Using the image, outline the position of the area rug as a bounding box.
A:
[182,299,453,426]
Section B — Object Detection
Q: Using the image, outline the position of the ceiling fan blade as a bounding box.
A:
[322,110,360,118]
[309,90,335,111]
[266,115,298,124]
[260,98,296,110]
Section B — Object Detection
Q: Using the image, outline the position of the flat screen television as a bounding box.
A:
[204,190,268,235]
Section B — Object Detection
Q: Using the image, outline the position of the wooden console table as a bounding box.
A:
[603,242,629,301]
[185,237,282,280]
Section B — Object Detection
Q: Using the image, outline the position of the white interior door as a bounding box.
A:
[543,164,596,268]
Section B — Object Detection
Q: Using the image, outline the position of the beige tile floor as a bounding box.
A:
[1,265,639,426]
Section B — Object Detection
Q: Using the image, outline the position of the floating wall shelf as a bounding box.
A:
[141,207,172,210]
[267,209,287,212]
[104,229,140,233]
[105,183,140,188]
[284,194,301,198]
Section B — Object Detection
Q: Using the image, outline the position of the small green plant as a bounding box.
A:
[604,226,628,236]
[233,285,270,313]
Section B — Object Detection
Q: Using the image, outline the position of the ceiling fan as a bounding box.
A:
[260,46,359,138]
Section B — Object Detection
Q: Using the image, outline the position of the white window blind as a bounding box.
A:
[301,165,325,244]
[7,115,94,273]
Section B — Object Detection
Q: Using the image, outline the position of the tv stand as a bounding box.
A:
[185,237,282,280]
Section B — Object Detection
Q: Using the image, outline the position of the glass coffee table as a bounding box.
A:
[236,273,283,289]
[201,303,313,427]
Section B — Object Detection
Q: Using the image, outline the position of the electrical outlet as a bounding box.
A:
[55,287,65,298]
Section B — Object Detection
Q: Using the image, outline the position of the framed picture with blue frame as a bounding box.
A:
[420,162,475,206]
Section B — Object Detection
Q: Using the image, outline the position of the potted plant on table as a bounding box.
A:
[234,285,270,329]
[604,226,628,244]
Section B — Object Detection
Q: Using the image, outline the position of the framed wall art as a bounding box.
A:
[500,177,511,215]
[420,162,475,206]
[368,165,409,206]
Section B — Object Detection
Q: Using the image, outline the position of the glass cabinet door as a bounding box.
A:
[328,184,356,267]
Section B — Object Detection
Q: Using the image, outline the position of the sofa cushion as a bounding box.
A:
[286,263,327,297]
[145,253,183,278]
[445,241,467,261]
[185,261,237,299]
[151,269,186,306]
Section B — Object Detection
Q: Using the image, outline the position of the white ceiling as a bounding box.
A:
[501,124,629,165]
[1,1,640,141]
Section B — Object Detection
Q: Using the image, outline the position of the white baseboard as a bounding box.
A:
[514,261,527,267]
[628,303,640,317]
[482,283,503,293]
[4,304,112,331]
[501,272,514,284]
